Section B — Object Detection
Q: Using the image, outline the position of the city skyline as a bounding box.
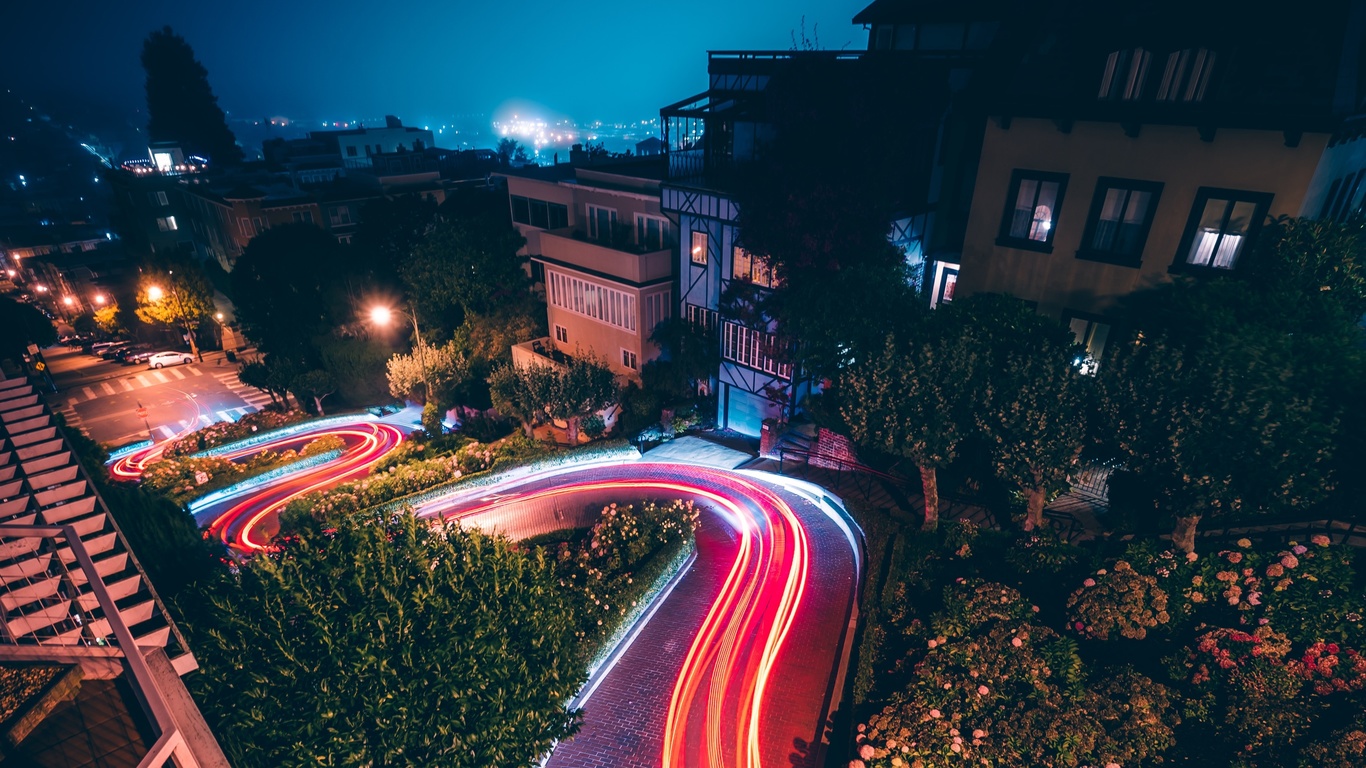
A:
[2,0,866,133]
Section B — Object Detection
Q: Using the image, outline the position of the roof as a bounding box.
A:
[853,0,1014,24]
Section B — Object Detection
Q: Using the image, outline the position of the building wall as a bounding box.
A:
[957,118,1329,318]
[335,127,434,167]
[542,265,670,378]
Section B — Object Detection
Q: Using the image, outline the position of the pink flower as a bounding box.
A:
[859,745,875,760]
[1186,552,1199,562]
[1226,552,1243,564]
[929,709,942,719]
[1311,534,1331,547]
[1084,578,1097,587]
[1281,554,1300,569]
[1012,637,1023,647]
[848,762,865,768]
[977,685,990,695]
[951,743,962,753]
[1293,544,1308,555]
[928,639,938,649]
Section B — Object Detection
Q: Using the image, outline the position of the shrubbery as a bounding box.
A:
[161,408,310,458]
[142,434,345,506]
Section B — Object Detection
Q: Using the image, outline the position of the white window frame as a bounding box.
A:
[587,205,617,240]
[554,324,568,343]
[239,218,254,237]
[155,190,169,206]
[690,230,708,265]
[731,246,777,288]
[546,269,637,333]
[721,321,791,379]
[635,214,671,251]
[621,348,638,371]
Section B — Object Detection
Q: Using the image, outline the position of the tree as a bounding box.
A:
[141,27,243,165]
[488,356,617,443]
[957,295,1088,531]
[318,336,393,406]
[400,217,527,337]
[231,224,353,358]
[0,296,56,363]
[385,340,470,434]
[191,512,583,767]
[495,138,529,166]
[136,261,215,359]
[840,312,975,531]
[238,357,299,409]
[647,317,721,400]
[93,302,123,334]
[353,195,440,289]
[291,370,335,416]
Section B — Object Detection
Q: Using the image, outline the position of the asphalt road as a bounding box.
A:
[41,345,272,445]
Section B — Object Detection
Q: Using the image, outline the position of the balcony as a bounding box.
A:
[537,228,673,285]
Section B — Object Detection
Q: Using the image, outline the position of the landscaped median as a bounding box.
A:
[141,434,345,507]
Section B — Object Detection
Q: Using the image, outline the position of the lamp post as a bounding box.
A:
[369,303,432,404]
[148,270,202,362]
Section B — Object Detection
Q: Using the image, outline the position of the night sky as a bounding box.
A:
[4,0,867,127]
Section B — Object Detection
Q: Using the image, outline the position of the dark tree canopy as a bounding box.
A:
[230,223,354,359]
[0,296,56,362]
[400,216,527,338]
[142,26,243,165]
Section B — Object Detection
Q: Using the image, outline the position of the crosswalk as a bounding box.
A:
[68,364,207,403]
[211,369,277,411]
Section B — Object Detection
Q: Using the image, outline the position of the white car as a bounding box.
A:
[146,351,194,369]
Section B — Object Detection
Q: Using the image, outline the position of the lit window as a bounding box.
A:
[1177,189,1272,271]
[1066,314,1111,376]
[731,246,778,288]
[690,230,708,265]
[721,321,791,379]
[165,215,177,231]
[153,152,173,172]
[1079,179,1162,265]
[999,170,1068,249]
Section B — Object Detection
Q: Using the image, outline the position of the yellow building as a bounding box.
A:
[948,1,1366,366]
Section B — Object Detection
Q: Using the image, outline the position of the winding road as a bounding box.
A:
[109,415,862,767]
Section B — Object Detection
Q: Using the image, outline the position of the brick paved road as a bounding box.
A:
[419,463,861,768]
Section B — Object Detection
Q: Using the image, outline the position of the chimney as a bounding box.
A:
[385,115,402,129]
[570,143,587,165]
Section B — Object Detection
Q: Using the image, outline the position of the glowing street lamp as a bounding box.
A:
[369,303,432,405]
[146,280,201,361]
[62,296,74,307]
[147,285,164,301]
[34,284,47,293]
[93,294,106,305]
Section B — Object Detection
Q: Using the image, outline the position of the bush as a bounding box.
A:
[143,434,346,506]
[1066,560,1171,640]
[579,413,606,439]
[161,409,310,458]
[460,413,515,442]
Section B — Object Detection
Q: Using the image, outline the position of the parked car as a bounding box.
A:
[121,349,157,365]
[98,342,134,360]
[88,340,125,356]
[114,344,152,364]
[146,351,194,369]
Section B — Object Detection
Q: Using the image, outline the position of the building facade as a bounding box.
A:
[951,0,1366,367]
[502,158,674,380]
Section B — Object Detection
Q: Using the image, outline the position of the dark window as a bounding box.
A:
[1078,178,1162,266]
[510,195,531,225]
[346,146,358,157]
[1174,188,1273,272]
[1333,171,1365,221]
[1156,48,1216,103]
[529,199,549,229]
[1099,48,1151,100]
[548,203,569,229]
[1321,178,1344,219]
[998,170,1068,251]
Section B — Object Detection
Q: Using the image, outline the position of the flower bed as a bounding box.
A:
[541,499,700,670]
[849,526,1366,768]
[161,409,311,458]
[143,434,345,507]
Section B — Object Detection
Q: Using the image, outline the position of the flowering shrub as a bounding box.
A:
[1287,641,1366,696]
[1066,561,1171,640]
[933,579,1033,639]
[1296,715,1366,768]
[851,622,1177,768]
[551,499,700,664]
[280,434,541,530]
[1004,529,1080,576]
[161,409,309,457]
[144,434,346,506]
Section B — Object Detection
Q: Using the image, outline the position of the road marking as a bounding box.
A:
[158,425,177,439]
[136,374,150,387]
[216,410,235,423]
[101,382,116,395]
[188,366,203,376]
[152,371,169,383]
[199,414,213,426]
[82,387,97,401]
[120,379,134,392]
[169,367,186,380]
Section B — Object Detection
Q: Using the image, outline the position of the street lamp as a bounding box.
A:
[62,296,74,307]
[147,276,202,361]
[34,284,47,293]
[369,302,432,407]
[93,294,106,306]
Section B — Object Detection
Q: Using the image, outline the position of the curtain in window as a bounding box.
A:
[1092,188,1151,254]
[1011,179,1059,241]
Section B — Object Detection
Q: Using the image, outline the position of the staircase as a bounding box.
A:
[0,373,195,674]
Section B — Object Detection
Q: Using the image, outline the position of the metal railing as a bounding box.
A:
[0,524,202,767]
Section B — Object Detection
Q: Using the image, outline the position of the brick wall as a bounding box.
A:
[811,428,859,470]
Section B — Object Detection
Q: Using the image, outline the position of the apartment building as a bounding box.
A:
[951,0,1366,368]
[501,156,674,380]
